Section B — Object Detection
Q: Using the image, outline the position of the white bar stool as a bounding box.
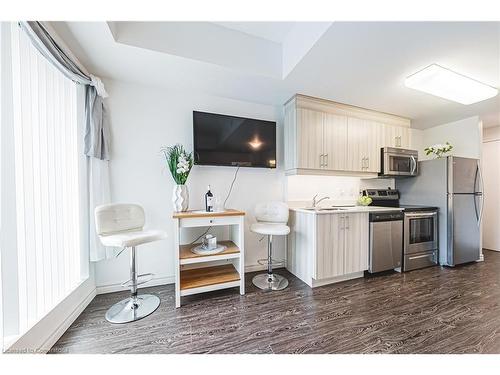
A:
[251,201,290,291]
[95,203,167,323]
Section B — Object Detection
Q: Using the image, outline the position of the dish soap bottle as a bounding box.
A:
[205,185,213,212]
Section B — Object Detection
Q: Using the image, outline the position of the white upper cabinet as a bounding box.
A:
[384,124,410,149]
[297,107,324,169]
[284,95,411,175]
[346,117,384,173]
[323,113,348,171]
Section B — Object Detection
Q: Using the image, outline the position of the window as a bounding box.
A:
[10,23,83,333]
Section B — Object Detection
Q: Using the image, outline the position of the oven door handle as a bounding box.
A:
[405,212,437,218]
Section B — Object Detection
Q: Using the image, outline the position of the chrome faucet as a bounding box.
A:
[312,194,330,208]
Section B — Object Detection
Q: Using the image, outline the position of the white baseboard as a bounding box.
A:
[244,264,268,272]
[39,287,96,353]
[311,271,364,288]
[95,263,282,295]
[6,277,96,353]
[96,275,175,295]
[244,263,286,272]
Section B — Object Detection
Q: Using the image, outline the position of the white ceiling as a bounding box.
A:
[214,22,296,44]
[51,21,500,129]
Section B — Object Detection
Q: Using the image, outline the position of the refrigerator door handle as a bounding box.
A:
[473,162,479,193]
[476,161,485,227]
[477,161,485,194]
[473,193,479,223]
[478,194,484,227]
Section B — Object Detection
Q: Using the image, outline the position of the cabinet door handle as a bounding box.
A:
[320,154,324,167]
[345,215,349,230]
[367,157,370,170]
[325,153,328,167]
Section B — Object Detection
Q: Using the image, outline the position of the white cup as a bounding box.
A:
[202,234,217,250]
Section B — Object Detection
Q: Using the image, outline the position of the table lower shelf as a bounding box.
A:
[180,264,240,296]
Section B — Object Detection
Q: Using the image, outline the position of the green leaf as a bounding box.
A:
[160,144,194,185]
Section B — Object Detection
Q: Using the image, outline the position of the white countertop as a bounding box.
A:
[290,206,403,214]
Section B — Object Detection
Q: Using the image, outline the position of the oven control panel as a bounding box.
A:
[363,189,400,200]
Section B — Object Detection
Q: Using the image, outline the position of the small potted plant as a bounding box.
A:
[162,144,193,212]
[424,142,453,159]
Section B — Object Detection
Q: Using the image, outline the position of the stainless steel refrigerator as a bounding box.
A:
[397,156,483,266]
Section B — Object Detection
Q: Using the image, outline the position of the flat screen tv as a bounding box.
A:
[193,111,276,168]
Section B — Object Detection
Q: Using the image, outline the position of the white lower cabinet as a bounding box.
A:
[315,213,344,279]
[287,211,369,287]
[343,213,369,274]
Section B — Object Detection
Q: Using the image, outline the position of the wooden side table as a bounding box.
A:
[172,209,245,307]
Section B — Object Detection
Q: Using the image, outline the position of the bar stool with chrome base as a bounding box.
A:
[95,203,167,323]
[251,201,290,291]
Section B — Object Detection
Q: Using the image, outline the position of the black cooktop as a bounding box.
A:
[363,189,438,212]
[399,205,438,212]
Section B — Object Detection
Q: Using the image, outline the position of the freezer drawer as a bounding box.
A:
[403,250,438,271]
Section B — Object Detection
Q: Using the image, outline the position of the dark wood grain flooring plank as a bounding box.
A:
[50,250,500,354]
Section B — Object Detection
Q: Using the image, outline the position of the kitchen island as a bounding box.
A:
[287,205,403,287]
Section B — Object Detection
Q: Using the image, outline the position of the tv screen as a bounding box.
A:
[193,111,276,168]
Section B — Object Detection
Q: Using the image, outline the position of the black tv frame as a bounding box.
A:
[192,111,277,169]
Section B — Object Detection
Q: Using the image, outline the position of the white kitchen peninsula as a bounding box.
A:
[287,206,403,287]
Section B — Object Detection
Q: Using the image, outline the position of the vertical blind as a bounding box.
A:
[10,24,82,332]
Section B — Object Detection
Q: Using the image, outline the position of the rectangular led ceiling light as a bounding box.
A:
[404,64,498,105]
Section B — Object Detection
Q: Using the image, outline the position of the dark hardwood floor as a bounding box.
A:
[50,250,500,354]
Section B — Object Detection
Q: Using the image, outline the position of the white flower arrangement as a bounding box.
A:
[424,142,453,158]
[161,144,193,185]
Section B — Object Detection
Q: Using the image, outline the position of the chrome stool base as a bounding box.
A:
[252,273,289,291]
[105,294,160,324]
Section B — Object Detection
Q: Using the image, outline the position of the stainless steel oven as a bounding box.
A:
[380,147,418,177]
[403,210,438,271]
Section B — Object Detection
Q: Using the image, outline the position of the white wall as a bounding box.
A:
[483,126,500,141]
[285,175,395,207]
[418,116,482,160]
[482,125,500,251]
[1,22,20,341]
[94,79,286,290]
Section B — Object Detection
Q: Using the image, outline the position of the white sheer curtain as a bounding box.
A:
[18,22,112,262]
[10,23,83,331]
[88,157,114,260]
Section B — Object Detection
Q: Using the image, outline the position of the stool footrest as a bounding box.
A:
[121,273,155,288]
[257,258,286,267]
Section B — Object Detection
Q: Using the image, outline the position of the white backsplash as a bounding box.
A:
[286,175,395,207]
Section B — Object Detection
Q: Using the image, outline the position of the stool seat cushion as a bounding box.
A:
[250,222,290,236]
[99,229,167,248]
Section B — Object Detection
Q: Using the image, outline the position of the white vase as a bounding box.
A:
[172,184,189,212]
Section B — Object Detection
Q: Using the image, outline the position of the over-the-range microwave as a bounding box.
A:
[379,147,418,177]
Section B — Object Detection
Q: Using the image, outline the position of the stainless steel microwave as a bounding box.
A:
[379,147,418,177]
